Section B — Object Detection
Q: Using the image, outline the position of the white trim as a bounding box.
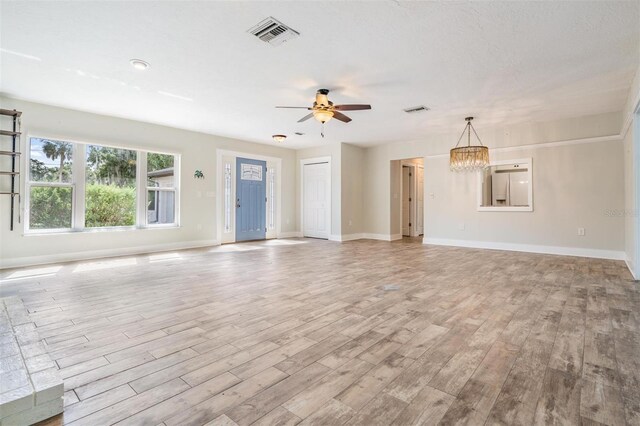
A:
[359,233,402,241]
[422,135,622,160]
[621,85,640,139]
[423,237,625,261]
[625,260,638,280]
[632,106,640,280]
[216,149,283,244]
[300,156,332,240]
[0,239,220,270]
[476,158,533,212]
[340,233,365,242]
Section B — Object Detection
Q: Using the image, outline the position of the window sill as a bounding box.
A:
[23,225,181,236]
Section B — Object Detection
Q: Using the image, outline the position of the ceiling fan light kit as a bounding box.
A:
[313,110,334,123]
[450,117,490,172]
[275,88,372,137]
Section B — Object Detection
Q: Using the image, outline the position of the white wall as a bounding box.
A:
[361,111,627,259]
[424,140,624,258]
[0,98,297,268]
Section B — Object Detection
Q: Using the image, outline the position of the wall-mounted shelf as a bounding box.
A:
[1,109,22,231]
[0,109,22,117]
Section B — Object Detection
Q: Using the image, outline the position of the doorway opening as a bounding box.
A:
[395,158,424,238]
[301,157,331,240]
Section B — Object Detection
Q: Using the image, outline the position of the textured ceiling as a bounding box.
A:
[1,1,638,148]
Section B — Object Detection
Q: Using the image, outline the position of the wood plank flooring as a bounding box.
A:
[1,237,638,425]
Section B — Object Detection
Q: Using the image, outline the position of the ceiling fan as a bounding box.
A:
[276,89,371,136]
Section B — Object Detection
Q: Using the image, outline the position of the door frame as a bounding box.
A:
[401,164,415,237]
[399,160,423,237]
[300,156,331,239]
[216,149,282,244]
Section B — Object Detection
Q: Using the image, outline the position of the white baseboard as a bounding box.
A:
[0,240,220,270]
[278,231,303,239]
[359,233,402,241]
[625,259,638,280]
[329,233,366,242]
[423,237,626,261]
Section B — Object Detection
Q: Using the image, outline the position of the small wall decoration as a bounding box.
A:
[194,170,205,179]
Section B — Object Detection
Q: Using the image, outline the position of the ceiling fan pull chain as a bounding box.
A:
[321,122,325,138]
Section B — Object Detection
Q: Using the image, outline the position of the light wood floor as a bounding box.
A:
[1,238,638,426]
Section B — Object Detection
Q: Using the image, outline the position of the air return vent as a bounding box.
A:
[248,17,300,46]
[403,105,430,114]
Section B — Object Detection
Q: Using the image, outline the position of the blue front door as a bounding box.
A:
[236,157,267,242]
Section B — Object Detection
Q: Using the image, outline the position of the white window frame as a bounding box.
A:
[25,134,180,233]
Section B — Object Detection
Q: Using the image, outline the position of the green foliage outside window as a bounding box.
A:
[29,187,72,229]
[85,184,136,227]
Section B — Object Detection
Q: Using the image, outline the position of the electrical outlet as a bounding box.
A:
[578,227,585,236]
[429,193,435,199]
[458,223,465,231]
[348,220,352,226]
[196,224,202,231]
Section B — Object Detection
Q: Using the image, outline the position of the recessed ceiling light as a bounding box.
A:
[130,59,149,70]
[272,134,287,142]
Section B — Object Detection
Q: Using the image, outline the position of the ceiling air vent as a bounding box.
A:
[248,17,300,46]
[403,105,430,114]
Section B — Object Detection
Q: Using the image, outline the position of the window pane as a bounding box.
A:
[147,190,175,224]
[29,186,72,229]
[147,153,174,187]
[30,138,73,183]
[85,145,136,227]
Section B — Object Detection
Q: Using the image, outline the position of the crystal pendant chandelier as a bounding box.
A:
[450,117,489,172]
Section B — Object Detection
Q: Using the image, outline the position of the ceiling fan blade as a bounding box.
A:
[276,106,312,109]
[334,104,371,111]
[332,111,352,123]
[297,113,314,123]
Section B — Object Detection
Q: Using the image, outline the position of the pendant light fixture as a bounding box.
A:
[449,117,489,172]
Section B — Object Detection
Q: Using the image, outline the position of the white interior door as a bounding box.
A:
[402,166,411,236]
[303,162,330,239]
[417,165,424,235]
